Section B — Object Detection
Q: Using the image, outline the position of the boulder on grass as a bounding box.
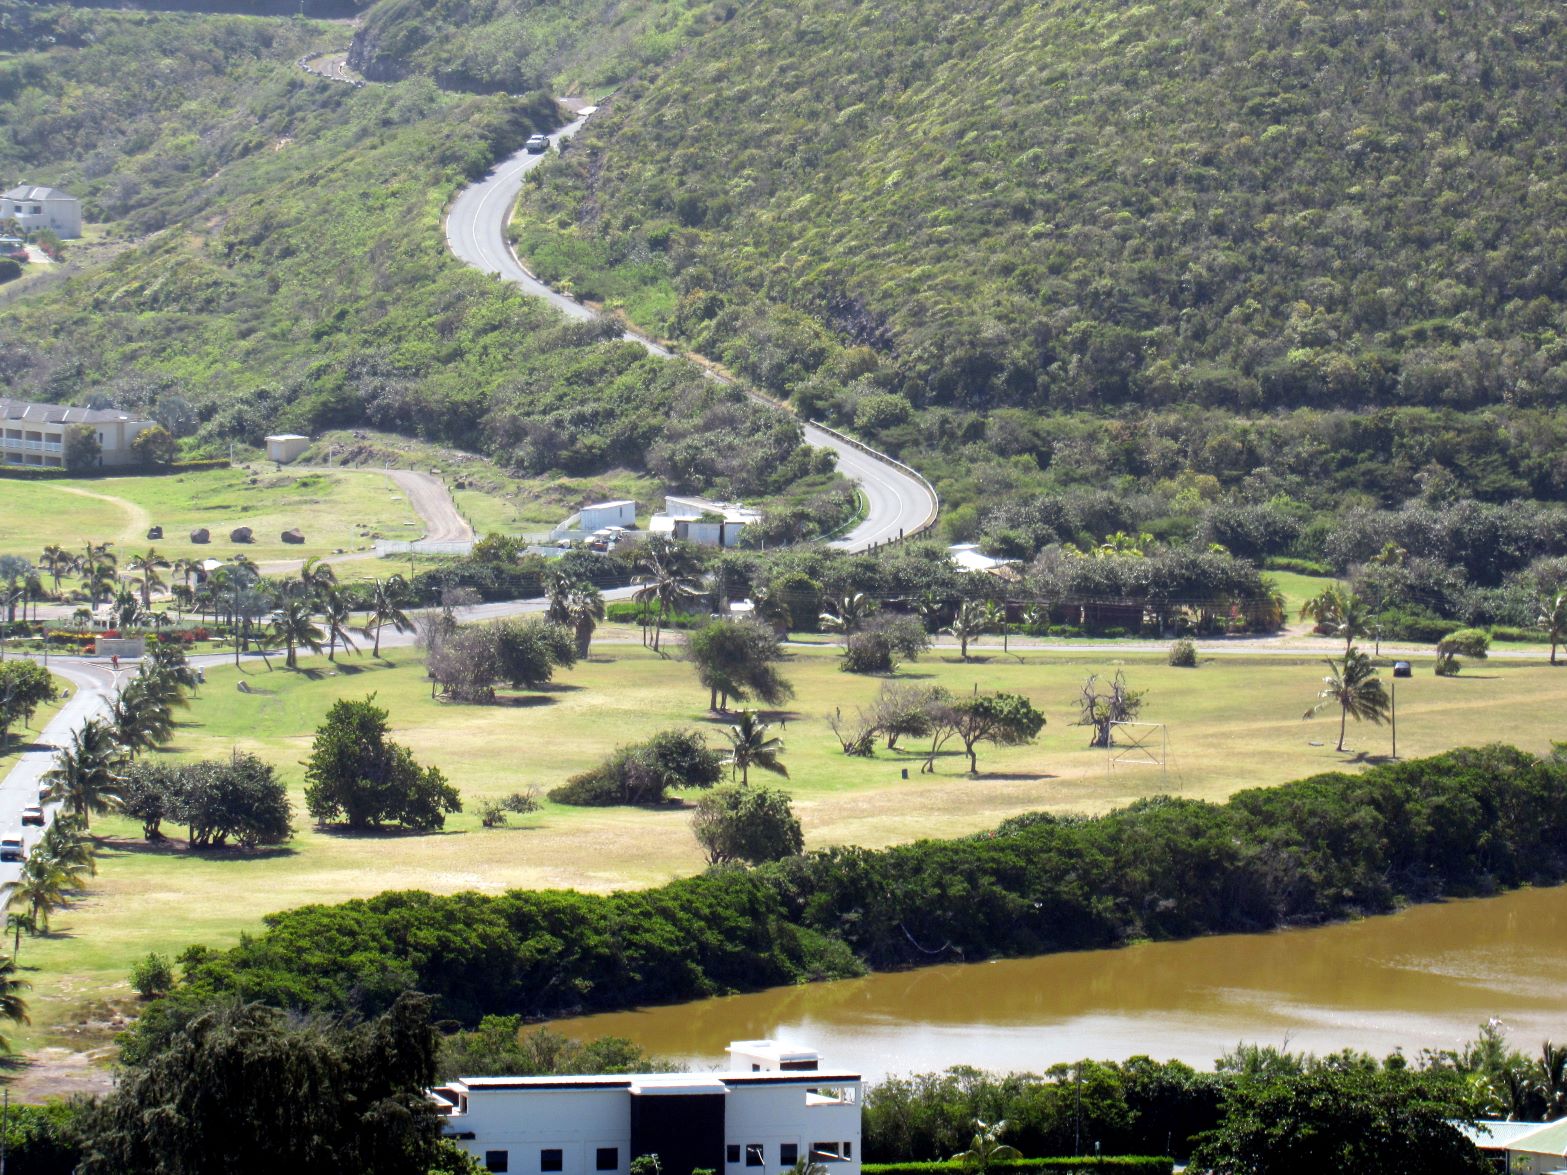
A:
[230,526,253,543]
[147,525,163,540]
[190,528,210,544]
[281,528,305,545]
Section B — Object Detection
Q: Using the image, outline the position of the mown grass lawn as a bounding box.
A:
[14,636,1567,1051]
[0,466,422,567]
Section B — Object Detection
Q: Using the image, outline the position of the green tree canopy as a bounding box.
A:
[303,696,460,831]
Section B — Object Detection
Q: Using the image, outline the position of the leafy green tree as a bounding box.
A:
[686,619,794,712]
[691,785,803,865]
[303,696,460,831]
[119,760,177,839]
[1435,628,1491,676]
[174,754,293,849]
[723,709,787,786]
[551,729,723,805]
[1188,1071,1489,1175]
[0,659,55,751]
[77,992,449,1175]
[63,423,100,471]
[932,691,1047,774]
[1304,648,1391,752]
[130,424,177,465]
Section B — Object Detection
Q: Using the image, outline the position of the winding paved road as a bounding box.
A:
[444,115,939,552]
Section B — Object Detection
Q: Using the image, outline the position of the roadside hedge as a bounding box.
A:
[0,458,229,480]
[136,745,1567,1054]
[864,1160,1173,1175]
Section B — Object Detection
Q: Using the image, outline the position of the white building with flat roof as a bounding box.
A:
[580,500,637,532]
[0,396,153,469]
[650,495,762,548]
[433,1041,861,1175]
[1,185,81,238]
[265,434,310,463]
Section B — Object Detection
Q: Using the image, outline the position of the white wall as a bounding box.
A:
[724,1083,860,1175]
[581,502,636,531]
[455,1088,631,1175]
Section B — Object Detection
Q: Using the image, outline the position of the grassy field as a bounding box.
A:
[0,466,422,567]
[11,634,1567,1055]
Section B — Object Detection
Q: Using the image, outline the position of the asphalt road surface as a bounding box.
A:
[444,116,939,552]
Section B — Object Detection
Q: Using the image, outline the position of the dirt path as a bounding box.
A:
[44,483,152,548]
[385,469,473,543]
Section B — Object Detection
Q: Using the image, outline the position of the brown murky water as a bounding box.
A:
[554,886,1567,1080]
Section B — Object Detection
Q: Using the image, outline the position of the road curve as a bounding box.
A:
[444,116,939,553]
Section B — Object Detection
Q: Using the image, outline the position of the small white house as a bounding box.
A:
[580,500,637,532]
[1,185,82,238]
[433,1040,861,1175]
[1460,1119,1567,1173]
[265,434,310,463]
[651,495,762,548]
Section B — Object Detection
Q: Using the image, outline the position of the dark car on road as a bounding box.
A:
[525,134,550,154]
[21,807,44,827]
[0,839,24,862]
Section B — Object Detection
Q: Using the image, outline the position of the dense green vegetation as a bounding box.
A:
[0,4,831,509]
[512,0,1567,594]
[347,0,725,95]
[124,745,1567,1052]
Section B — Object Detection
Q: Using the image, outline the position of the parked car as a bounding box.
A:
[37,783,52,802]
[21,807,44,827]
[0,839,24,862]
[525,133,550,154]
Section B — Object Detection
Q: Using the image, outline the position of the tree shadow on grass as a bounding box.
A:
[93,836,298,861]
[978,772,1060,782]
[313,824,465,840]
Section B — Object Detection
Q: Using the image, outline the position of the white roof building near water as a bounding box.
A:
[1458,1119,1567,1173]
[433,1040,861,1175]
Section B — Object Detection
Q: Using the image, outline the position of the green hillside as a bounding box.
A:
[0,4,836,512]
[512,0,1567,519]
[346,0,726,95]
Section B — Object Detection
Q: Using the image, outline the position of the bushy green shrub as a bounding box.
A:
[550,729,723,805]
[1168,638,1198,667]
[131,952,176,1000]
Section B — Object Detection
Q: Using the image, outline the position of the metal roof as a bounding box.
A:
[0,396,145,425]
[2,185,75,202]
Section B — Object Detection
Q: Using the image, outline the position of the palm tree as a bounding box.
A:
[1539,1040,1567,1120]
[38,544,76,595]
[559,584,605,659]
[299,556,336,596]
[35,815,97,880]
[0,955,30,1046]
[915,593,947,634]
[724,709,787,786]
[320,585,358,662]
[126,547,170,609]
[945,599,989,660]
[1303,646,1391,753]
[820,592,878,641]
[632,540,705,653]
[82,541,116,608]
[0,555,30,623]
[273,590,324,670]
[171,557,200,591]
[1299,585,1371,653]
[108,678,176,758]
[749,585,792,636]
[1539,593,1567,666]
[9,856,83,934]
[952,1120,1023,1174]
[111,585,141,631]
[982,599,1010,655]
[44,718,122,827]
[365,576,414,657]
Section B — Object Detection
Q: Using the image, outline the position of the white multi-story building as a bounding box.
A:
[432,1041,861,1175]
[0,396,154,469]
[1,185,82,238]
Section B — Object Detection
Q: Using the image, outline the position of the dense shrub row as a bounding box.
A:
[133,746,1567,1055]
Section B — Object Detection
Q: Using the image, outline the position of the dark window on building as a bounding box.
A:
[727,1145,741,1164]
[597,1147,618,1171]
[844,1143,853,1159]
[745,1144,765,1167]
[541,1149,564,1172]
[781,1144,799,1166]
[485,1153,509,1174]
[811,1144,841,1162]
